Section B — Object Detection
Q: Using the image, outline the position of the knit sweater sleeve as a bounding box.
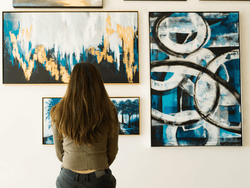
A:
[107,129,119,166]
[107,106,119,166]
[51,125,64,162]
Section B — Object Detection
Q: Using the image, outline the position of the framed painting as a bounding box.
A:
[42,97,139,145]
[43,97,62,145]
[149,12,242,146]
[13,0,103,8]
[125,0,185,1]
[200,0,249,1]
[3,11,139,84]
[111,97,140,135]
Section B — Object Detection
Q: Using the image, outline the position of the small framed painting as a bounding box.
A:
[13,0,103,8]
[3,11,139,84]
[149,12,242,147]
[42,97,62,145]
[111,97,140,135]
[200,0,249,1]
[42,97,140,145]
[125,0,185,1]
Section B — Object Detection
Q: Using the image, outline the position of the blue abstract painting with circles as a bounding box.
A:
[150,12,242,146]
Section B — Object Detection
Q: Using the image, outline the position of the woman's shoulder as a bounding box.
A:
[51,124,57,132]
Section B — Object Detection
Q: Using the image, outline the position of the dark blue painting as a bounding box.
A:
[111,97,140,135]
[43,97,139,145]
[3,12,139,84]
[150,12,242,146]
[43,98,62,145]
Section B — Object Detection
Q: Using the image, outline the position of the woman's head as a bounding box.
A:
[51,62,118,145]
[67,62,105,104]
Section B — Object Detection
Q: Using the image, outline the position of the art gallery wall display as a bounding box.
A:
[13,0,103,8]
[149,12,242,146]
[43,97,140,145]
[3,11,139,84]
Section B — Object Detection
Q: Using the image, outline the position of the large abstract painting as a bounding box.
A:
[13,0,102,8]
[150,12,242,146]
[3,12,139,84]
[43,97,139,145]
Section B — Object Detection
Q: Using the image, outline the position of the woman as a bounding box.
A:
[51,62,119,188]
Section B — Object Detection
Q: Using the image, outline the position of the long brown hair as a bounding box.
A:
[51,62,119,145]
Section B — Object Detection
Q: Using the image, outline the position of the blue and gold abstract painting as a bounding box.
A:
[3,12,139,84]
[13,0,102,8]
[150,12,242,146]
[43,97,139,145]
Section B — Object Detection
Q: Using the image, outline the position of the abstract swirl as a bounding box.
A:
[150,12,242,146]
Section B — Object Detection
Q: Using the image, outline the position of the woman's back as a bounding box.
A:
[51,62,119,188]
[52,106,119,171]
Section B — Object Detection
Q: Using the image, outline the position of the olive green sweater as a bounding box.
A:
[52,123,119,171]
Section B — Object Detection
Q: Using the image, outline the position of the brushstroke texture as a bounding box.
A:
[13,0,102,7]
[150,12,241,146]
[3,12,139,83]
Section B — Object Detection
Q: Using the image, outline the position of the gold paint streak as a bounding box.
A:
[26,25,33,42]
[36,46,47,64]
[95,50,104,63]
[46,59,60,81]
[96,14,114,63]
[35,46,60,81]
[86,14,137,83]
[133,65,137,76]
[116,24,136,83]
[107,55,113,63]
[9,30,65,82]
[87,14,114,64]
[88,47,95,56]
[60,66,70,83]
[10,31,34,81]
[106,14,115,36]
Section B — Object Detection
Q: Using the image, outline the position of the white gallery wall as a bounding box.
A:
[1,0,250,187]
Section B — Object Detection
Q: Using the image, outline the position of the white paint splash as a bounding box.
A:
[7,12,138,71]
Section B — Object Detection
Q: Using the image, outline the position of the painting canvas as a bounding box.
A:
[13,0,102,8]
[111,97,140,135]
[125,0,185,1]
[43,97,139,145]
[150,12,242,146]
[3,12,139,84]
[201,0,249,1]
[43,98,62,145]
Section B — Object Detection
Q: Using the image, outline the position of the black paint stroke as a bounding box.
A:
[151,59,241,134]
[152,13,209,58]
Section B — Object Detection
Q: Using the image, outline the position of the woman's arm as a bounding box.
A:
[51,125,64,162]
[107,106,120,166]
[107,129,119,166]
